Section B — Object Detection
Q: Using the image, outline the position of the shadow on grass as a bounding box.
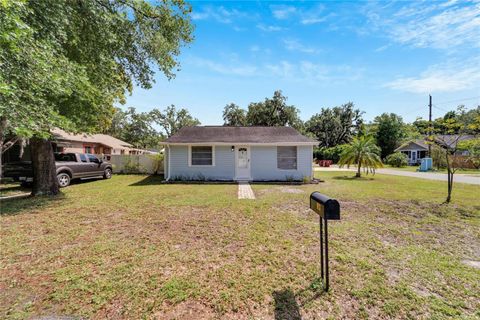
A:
[332,175,375,181]
[273,290,302,320]
[129,175,241,186]
[0,193,66,216]
[273,278,326,320]
[0,185,29,195]
[128,175,165,186]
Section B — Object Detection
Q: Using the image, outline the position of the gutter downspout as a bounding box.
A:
[165,144,171,181]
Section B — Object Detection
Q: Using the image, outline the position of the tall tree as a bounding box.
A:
[246,90,302,129]
[151,105,200,137]
[1,0,194,195]
[373,113,407,159]
[223,103,247,126]
[305,103,363,148]
[105,107,161,149]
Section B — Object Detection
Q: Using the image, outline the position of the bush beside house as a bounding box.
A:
[386,152,408,167]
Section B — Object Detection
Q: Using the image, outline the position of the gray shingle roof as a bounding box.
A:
[165,126,318,144]
[395,135,475,152]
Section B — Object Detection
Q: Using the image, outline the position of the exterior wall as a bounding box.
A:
[61,141,85,154]
[166,144,314,181]
[168,145,235,180]
[250,145,312,181]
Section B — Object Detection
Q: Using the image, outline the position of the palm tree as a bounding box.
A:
[339,136,383,177]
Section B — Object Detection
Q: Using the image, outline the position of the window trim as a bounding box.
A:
[188,145,215,167]
[276,146,298,171]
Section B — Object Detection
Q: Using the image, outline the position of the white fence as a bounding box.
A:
[105,154,164,175]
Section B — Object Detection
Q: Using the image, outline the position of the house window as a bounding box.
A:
[84,145,93,154]
[277,146,297,170]
[190,146,214,166]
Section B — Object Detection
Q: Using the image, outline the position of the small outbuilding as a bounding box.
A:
[163,126,318,181]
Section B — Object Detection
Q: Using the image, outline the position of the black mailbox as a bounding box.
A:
[310,192,340,220]
[309,192,341,292]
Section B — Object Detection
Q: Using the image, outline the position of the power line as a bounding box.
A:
[432,104,450,112]
[433,96,480,106]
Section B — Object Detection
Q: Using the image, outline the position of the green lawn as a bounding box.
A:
[1,173,479,319]
[384,165,480,175]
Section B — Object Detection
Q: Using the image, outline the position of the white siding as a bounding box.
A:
[167,144,313,181]
[168,145,235,180]
[250,145,312,181]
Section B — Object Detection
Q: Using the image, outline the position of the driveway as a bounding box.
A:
[314,166,480,185]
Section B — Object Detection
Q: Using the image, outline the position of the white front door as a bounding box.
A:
[411,151,417,163]
[236,146,251,180]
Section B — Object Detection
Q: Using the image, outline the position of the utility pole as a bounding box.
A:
[428,94,432,157]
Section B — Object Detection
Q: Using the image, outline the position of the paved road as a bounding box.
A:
[314,166,480,185]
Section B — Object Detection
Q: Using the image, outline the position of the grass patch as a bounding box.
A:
[1,173,479,319]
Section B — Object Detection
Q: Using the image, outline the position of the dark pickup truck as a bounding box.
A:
[3,153,113,187]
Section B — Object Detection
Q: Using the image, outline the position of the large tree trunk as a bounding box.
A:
[30,137,59,196]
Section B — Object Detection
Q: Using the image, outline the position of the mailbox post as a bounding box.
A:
[310,192,340,292]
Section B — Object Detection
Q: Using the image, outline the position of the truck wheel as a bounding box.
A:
[57,173,71,188]
[103,168,112,179]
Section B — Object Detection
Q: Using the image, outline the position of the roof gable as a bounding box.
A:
[165,126,318,144]
[395,140,428,151]
[52,128,133,149]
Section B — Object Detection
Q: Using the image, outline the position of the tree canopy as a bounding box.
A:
[373,113,407,159]
[1,0,194,138]
[150,105,200,137]
[246,91,302,129]
[1,0,194,195]
[305,103,363,148]
[223,103,247,126]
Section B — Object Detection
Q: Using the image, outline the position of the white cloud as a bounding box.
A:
[266,61,295,78]
[266,60,363,83]
[250,45,260,52]
[270,5,297,19]
[364,1,480,49]
[188,57,257,77]
[283,39,319,54]
[385,59,480,93]
[187,56,362,84]
[374,44,390,52]
[191,6,246,24]
[256,24,284,32]
[270,4,333,25]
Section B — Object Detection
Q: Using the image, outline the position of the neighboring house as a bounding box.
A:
[395,135,475,165]
[52,129,154,158]
[1,129,154,164]
[395,140,428,165]
[162,126,318,181]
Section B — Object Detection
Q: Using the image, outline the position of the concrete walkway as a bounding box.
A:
[314,166,480,185]
[238,181,255,199]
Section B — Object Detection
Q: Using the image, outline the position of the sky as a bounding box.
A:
[126,0,480,124]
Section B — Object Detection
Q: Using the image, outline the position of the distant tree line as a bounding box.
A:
[103,105,199,149]
[222,91,480,167]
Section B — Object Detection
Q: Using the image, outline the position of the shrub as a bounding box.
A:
[386,152,408,167]
[431,145,447,170]
[148,153,164,175]
[313,144,348,163]
[123,157,142,173]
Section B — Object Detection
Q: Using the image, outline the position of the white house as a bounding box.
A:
[162,126,318,181]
